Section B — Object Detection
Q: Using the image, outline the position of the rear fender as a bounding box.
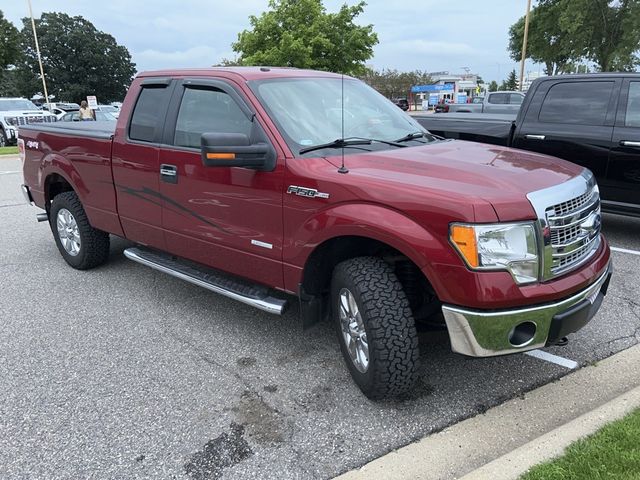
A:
[38,152,88,205]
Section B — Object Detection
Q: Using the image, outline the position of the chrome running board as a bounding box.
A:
[124,247,287,315]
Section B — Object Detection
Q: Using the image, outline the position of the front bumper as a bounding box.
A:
[442,262,612,357]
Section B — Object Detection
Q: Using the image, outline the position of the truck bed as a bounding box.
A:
[414,113,516,146]
[19,121,116,139]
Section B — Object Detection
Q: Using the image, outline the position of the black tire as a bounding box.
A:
[50,191,110,270]
[0,128,6,148]
[331,257,419,400]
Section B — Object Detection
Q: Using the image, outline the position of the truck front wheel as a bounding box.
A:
[50,191,110,270]
[331,257,420,399]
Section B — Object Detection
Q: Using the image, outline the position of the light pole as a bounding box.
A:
[519,0,533,91]
[26,0,51,110]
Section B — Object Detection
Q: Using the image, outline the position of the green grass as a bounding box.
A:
[521,408,640,480]
[0,146,19,155]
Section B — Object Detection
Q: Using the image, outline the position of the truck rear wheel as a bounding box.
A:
[331,257,420,399]
[50,191,110,270]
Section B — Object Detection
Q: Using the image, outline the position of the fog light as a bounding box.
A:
[508,322,537,347]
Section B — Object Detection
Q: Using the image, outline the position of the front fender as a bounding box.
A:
[284,202,456,294]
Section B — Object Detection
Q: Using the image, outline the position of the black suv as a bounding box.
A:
[392,98,409,111]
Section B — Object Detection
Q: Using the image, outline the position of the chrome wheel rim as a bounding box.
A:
[56,208,81,256]
[339,288,369,373]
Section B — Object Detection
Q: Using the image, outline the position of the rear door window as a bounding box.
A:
[625,82,640,127]
[539,81,614,126]
[129,86,172,142]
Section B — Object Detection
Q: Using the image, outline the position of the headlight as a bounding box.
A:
[450,222,539,284]
[4,116,19,126]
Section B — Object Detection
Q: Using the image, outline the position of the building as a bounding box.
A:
[410,72,480,109]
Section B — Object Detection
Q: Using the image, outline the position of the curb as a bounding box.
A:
[334,344,640,480]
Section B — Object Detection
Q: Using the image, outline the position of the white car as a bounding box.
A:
[0,98,57,147]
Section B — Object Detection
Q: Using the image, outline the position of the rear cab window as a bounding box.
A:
[129,83,173,142]
[488,93,508,104]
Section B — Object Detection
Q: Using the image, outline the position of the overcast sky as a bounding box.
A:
[3,0,542,82]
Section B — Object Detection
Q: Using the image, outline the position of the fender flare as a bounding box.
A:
[288,202,452,294]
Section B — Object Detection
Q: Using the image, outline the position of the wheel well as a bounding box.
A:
[301,236,441,322]
[45,173,75,208]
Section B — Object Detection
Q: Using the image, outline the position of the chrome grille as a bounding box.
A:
[527,170,602,281]
[16,115,56,125]
[550,189,593,217]
[546,187,601,277]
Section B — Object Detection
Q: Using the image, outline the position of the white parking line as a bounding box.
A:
[525,349,579,369]
[610,246,640,256]
[0,171,20,175]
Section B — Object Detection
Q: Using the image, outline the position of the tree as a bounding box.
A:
[232,0,378,75]
[358,68,432,99]
[557,0,640,71]
[507,1,579,75]
[488,80,498,92]
[509,0,640,74]
[16,12,136,103]
[500,70,518,91]
[0,10,20,70]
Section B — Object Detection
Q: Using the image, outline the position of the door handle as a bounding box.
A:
[620,140,640,148]
[160,164,178,184]
[525,134,546,140]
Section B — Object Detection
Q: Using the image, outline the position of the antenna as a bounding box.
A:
[338,73,349,174]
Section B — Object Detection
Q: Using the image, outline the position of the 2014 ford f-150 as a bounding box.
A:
[19,67,612,399]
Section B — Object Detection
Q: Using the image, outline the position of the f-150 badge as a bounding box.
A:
[287,185,330,199]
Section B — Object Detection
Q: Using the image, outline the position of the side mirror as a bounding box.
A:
[201,132,275,171]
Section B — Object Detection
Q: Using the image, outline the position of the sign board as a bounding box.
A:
[86,95,98,110]
[457,93,468,104]
[411,84,455,94]
[428,93,439,106]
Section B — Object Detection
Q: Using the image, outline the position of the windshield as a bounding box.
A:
[99,105,117,112]
[0,99,39,111]
[250,77,434,156]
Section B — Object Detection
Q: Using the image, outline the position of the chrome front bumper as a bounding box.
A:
[442,264,612,357]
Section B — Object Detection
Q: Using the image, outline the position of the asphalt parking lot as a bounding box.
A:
[1,155,639,480]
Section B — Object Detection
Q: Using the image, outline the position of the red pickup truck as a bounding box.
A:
[19,67,612,399]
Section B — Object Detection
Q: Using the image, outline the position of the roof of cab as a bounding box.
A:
[136,66,346,81]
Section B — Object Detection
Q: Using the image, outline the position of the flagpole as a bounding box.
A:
[26,0,51,110]
[519,0,532,91]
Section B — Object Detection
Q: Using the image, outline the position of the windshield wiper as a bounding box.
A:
[394,131,427,143]
[299,138,372,155]
[299,137,406,155]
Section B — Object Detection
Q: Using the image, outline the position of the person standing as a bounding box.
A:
[78,101,94,121]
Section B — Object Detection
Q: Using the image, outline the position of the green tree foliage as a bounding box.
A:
[232,0,378,75]
[0,9,21,97]
[558,0,640,71]
[358,68,432,99]
[500,70,518,91]
[0,10,20,69]
[488,80,499,92]
[509,0,640,73]
[16,12,136,103]
[508,1,579,75]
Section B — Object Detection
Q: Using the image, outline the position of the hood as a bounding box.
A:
[324,139,584,221]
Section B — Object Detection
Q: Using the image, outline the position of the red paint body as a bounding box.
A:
[20,68,611,311]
